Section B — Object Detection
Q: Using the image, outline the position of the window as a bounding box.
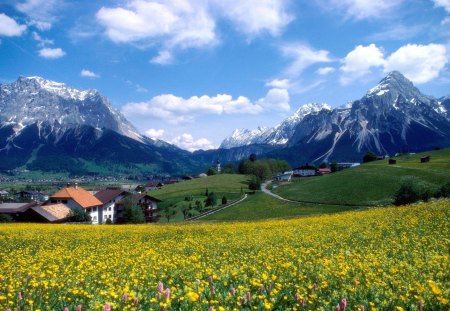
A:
[93,216,97,221]
[93,207,97,212]
[62,200,67,204]
[108,215,112,219]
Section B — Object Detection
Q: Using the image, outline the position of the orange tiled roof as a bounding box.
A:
[51,187,102,209]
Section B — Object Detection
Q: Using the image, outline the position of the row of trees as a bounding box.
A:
[393,178,450,206]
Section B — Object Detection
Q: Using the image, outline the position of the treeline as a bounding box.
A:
[238,155,291,181]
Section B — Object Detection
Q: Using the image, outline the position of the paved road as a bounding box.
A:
[186,194,248,221]
[260,180,298,203]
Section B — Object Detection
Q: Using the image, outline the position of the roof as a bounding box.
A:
[318,168,332,173]
[145,181,163,187]
[31,204,71,222]
[118,193,162,204]
[0,190,9,195]
[95,189,128,204]
[294,165,316,170]
[0,202,38,213]
[51,187,102,208]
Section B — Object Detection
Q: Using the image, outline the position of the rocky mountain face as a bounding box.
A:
[0,76,200,175]
[221,71,450,164]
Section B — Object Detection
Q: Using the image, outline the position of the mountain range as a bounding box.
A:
[0,76,200,176]
[0,72,449,176]
[220,71,450,164]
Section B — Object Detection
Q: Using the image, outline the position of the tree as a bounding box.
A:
[248,175,261,191]
[223,163,237,174]
[205,192,218,207]
[122,197,145,224]
[436,181,450,198]
[206,167,217,176]
[205,188,209,196]
[319,162,327,169]
[182,203,193,220]
[363,151,377,163]
[222,196,227,205]
[68,206,91,223]
[195,200,203,211]
[162,205,177,222]
[249,153,257,162]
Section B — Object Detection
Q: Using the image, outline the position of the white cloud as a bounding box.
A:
[96,0,216,64]
[96,0,294,64]
[442,16,450,25]
[80,69,100,78]
[38,47,65,59]
[0,13,27,37]
[150,50,173,65]
[433,0,450,13]
[281,43,332,77]
[257,88,290,112]
[384,44,448,84]
[340,44,385,85]
[16,0,60,30]
[214,0,293,36]
[121,88,289,124]
[32,32,54,47]
[145,128,165,139]
[325,0,404,20]
[266,78,290,89]
[316,66,335,75]
[170,133,215,151]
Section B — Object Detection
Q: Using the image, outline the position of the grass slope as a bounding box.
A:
[273,148,450,206]
[151,174,249,199]
[202,192,358,221]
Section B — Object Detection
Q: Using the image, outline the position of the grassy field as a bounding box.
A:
[0,199,448,310]
[150,174,249,222]
[273,149,450,206]
[202,192,359,221]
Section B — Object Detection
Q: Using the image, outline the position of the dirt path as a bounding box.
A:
[186,194,248,221]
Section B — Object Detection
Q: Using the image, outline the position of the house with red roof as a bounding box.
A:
[49,184,103,224]
[94,188,129,224]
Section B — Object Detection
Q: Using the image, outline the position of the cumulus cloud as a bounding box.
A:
[325,0,404,20]
[433,0,450,13]
[384,44,448,84]
[316,66,335,75]
[96,0,293,64]
[266,79,290,89]
[257,88,290,112]
[170,133,215,152]
[214,0,293,36]
[16,0,60,30]
[281,43,332,77]
[32,32,54,47]
[121,88,289,124]
[0,13,27,37]
[340,44,385,85]
[145,128,165,139]
[38,47,65,59]
[80,69,100,78]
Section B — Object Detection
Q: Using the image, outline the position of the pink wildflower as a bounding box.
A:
[361,305,365,311]
[240,297,246,306]
[259,285,264,295]
[246,291,251,302]
[230,288,236,296]
[18,292,22,301]
[418,300,423,311]
[158,281,164,293]
[209,275,213,285]
[335,304,341,311]
[123,293,128,302]
[341,298,347,311]
[77,305,82,311]
[301,297,305,307]
[134,298,139,306]
[104,303,111,311]
[295,293,300,302]
[165,288,171,299]
[64,308,69,311]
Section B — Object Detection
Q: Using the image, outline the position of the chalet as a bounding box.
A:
[420,156,430,163]
[144,181,163,191]
[0,202,71,223]
[318,168,332,175]
[0,190,9,199]
[94,189,129,224]
[16,190,48,201]
[48,185,103,224]
[388,159,397,165]
[117,194,162,223]
[293,165,316,177]
[273,171,293,182]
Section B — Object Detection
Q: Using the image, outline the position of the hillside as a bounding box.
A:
[273,148,450,206]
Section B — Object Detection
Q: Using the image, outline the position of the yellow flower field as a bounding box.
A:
[0,200,449,310]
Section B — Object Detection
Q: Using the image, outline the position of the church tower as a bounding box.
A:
[216,157,221,174]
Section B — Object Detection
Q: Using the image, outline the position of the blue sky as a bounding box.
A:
[1,0,449,151]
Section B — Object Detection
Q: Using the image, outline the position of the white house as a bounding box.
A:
[273,171,293,182]
[293,165,317,177]
[94,188,129,223]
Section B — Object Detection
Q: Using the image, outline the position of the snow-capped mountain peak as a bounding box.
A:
[0,76,142,141]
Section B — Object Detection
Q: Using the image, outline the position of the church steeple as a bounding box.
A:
[216,157,221,174]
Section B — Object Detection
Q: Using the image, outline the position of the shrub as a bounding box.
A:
[222,196,227,205]
[69,206,92,223]
[363,151,377,163]
[105,218,113,225]
[436,181,450,198]
[393,177,432,206]
[205,192,218,207]
[248,175,261,191]
[0,214,13,223]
